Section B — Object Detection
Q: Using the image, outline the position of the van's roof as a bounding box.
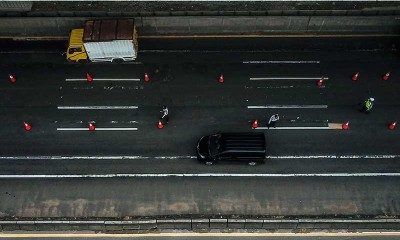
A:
[219,132,266,153]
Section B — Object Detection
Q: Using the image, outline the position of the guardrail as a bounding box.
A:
[1,217,399,232]
[1,9,400,17]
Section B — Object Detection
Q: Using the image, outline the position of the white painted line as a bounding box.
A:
[57,128,138,131]
[255,127,330,130]
[0,155,399,160]
[247,105,328,109]
[65,78,140,82]
[266,155,400,159]
[0,156,197,160]
[0,173,399,178]
[58,106,138,110]
[250,77,329,80]
[243,60,320,64]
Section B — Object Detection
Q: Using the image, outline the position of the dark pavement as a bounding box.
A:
[0,37,399,218]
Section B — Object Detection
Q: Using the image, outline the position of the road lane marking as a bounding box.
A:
[58,106,138,110]
[250,77,329,80]
[247,105,328,109]
[0,155,398,160]
[57,128,138,131]
[243,60,320,64]
[0,156,197,160]
[0,173,400,178]
[255,127,331,130]
[65,78,140,82]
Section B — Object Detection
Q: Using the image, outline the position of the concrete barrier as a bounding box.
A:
[0,218,399,232]
[0,16,398,38]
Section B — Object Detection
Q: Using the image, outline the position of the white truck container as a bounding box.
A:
[67,19,138,63]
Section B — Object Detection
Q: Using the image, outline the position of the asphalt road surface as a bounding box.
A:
[0,37,399,218]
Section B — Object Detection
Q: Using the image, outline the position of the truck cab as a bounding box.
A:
[66,29,88,62]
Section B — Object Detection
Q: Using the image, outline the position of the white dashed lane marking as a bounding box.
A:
[247,105,328,109]
[250,77,329,80]
[58,106,138,110]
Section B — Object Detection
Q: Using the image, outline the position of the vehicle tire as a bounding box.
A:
[113,58,124,63]
[205,161,213,166]
[248,161,257,166]
[78,59,88,64]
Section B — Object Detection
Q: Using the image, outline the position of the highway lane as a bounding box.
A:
[0,37,399,219]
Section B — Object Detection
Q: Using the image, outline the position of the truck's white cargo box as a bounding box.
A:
[84,40,136,62]
[83,19,138,62]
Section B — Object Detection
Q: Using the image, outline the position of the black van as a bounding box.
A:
[196,132,266,165]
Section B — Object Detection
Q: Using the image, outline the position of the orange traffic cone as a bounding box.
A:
[352,72,359,81]
[86,73,93,82]
[158,119,164,129]
[252,119,258,129]
[23,122,31,131]
[9,74,16,83]
[389,122,397,130]
[317,77,324,87]
[383,71,391,81]
[144,73,150,82]
[342,121,349,130]
[218,74,224,83]
[88,122,95,131]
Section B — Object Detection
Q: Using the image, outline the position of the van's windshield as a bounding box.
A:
[209,134,221,156]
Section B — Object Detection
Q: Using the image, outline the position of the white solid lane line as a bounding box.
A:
[57,128,138,131]
[58,106,138,110]
[0,156,197,160]
[0,173,400,178]
[243,60,320,64]
[65,78,140,81]
[247,105,328,109]
[255,127,331,130]
[250,77,329,80]
[1,155,398,160]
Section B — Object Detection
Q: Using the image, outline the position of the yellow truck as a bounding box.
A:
[67,19,138,63]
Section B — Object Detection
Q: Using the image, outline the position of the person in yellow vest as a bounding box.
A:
[362,97,374,113]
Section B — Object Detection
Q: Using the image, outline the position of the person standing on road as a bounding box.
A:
[362,98,374,113]
[268,114,279,129]
[160,106,169,124]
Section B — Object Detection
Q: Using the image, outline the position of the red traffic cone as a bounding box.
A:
[383,71,391,81]
[317,77,324,87]
[218,74,224,83]
[88,122,95,131]
[252,119,258,129]
[23,122,31,131]
[9,74,16,83]
[352,72,359,81]
[86,73,93,82]
[157,120,164,129]
[342,121,349,130]
[389,122,397,130]
[144,73,150,82]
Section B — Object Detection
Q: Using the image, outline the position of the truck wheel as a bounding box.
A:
[112,58,124,63]
[205,161,213,166]
[248,161,257,166]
